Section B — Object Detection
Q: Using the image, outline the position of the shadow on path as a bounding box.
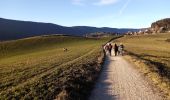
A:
[89,56,117,100]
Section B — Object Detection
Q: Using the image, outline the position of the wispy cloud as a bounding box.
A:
[71,0,119,6]
[94,0,119,6]
[72,0,84,5]
[119,0,131,15]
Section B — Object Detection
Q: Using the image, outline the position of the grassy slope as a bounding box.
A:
[0,35,112,99]
[113,33,170,98]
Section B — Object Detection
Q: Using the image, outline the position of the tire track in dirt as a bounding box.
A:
[1,48,96,92]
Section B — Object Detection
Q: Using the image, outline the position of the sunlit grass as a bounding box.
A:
[114,33,170,68]
[0,35,112,99]
[113,33,170,98]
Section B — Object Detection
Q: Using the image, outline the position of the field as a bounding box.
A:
[0,35,112,99]
[113,33,170,98]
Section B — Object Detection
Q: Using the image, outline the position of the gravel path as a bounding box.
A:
[89,55,163,100]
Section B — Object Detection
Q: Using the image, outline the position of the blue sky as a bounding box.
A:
[0,0,170,28]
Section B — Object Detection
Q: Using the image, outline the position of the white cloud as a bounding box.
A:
[94,0,119,6]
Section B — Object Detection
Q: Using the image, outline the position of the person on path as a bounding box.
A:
[114,43,118,56]
[119,43,124,56]
[104,43,109,54]
[108,43,113,56]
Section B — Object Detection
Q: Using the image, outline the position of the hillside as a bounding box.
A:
[125,18,170,35]
[0,35,114,99]
[0,18,138,40]
[151,18,170,33]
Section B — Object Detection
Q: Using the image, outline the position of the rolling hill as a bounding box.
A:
[0,35,114,99]
[0,18,139,40]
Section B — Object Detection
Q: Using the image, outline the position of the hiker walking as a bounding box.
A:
[108,43,113,56]
[104,43,109,54]
[114,43,118,56]
[118,43,124,56]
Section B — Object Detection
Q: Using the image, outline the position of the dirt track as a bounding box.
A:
[89,54,163,100]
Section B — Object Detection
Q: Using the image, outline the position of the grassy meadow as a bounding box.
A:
[113,33,170,98]
[0,35,112,99]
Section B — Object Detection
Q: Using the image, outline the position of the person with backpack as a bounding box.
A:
[119,43,124,56]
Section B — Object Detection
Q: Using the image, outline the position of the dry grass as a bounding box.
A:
[0,35,113,99]
[113,33,170,99]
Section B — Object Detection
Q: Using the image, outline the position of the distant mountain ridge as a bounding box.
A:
[0,18,139,40]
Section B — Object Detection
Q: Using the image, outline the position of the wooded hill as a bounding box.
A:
[0,18,139,41]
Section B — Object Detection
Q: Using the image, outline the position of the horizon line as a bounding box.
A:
[0,17,148,29]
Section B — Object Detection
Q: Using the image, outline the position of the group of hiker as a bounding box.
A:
[104,43,124,56]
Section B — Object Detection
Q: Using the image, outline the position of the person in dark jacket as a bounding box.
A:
[107,43,112,56]
[114,43,118,56]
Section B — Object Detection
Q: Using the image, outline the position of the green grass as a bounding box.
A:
[0,35,112,99]
[113,33,170,98]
